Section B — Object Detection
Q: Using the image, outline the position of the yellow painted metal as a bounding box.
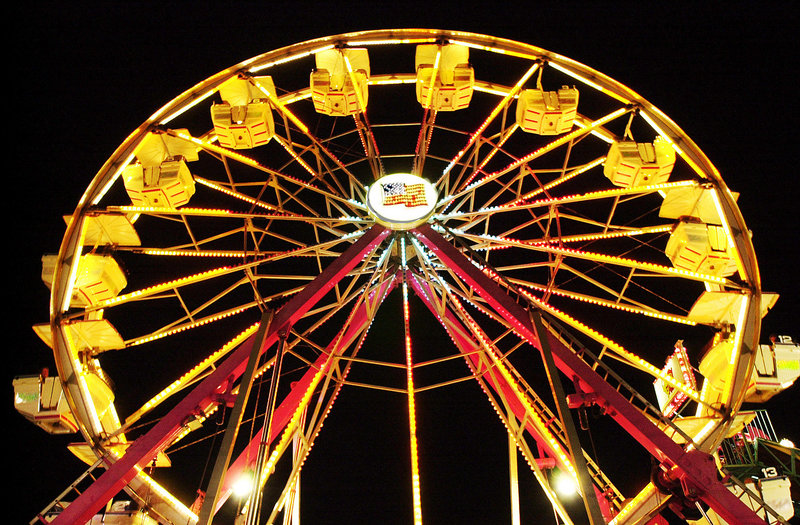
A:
[604,138,676,188]
[415,43,474,111]
[516,86,578,135]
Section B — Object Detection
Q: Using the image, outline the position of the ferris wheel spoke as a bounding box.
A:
[408,272,612,520]
[439,107,633,212]
[241,73,367,198]
[441,62,540,193]
[451,229,733,287]
[166,128,367,217]
[124,249,396,437]
[213,271,398,515]
[412,108,437,178]
[74,230,376,325]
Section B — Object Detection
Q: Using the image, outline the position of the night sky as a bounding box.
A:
[9,4,798,524]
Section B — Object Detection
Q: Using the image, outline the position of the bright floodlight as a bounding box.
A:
[232,470,254,498]
[554,472,578,497]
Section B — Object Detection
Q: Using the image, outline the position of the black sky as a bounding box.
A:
[9,3,799,524]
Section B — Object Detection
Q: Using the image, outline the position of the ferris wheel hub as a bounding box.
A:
[365,173,437,230]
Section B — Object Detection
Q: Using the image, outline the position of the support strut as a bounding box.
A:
[51,225,389,525]
[412,223,767,525]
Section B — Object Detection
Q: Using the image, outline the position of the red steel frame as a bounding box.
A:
[51,222,765,524]
[412,224,765,524]
[50,225,389,525]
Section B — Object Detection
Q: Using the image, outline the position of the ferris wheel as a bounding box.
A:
[22,29,799,524]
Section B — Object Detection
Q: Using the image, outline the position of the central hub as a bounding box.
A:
[366,173,437,230]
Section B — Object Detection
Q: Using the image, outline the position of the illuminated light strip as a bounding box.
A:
[448,179,697,219]
[137,249,258,258]
[423,46,442,110]
[60,218,88,313]
[111,205,361,223]
[343,52,368,113]
[720,295,750,412]
[89,152,136,206]
[528,224,674,245]
[443,287,581,490]
[401,246,424,524]
[447,39,540,61]
[248,44,336,73]
[443,107,629,205]
[572,120,615,144]
[273,135,323,179]
[106,447,199,523]
[638,110,709,181]
[546,61,633,105]
[400,238,423,518]
[98,266,232,308]
[127,323,260,427]
[708,187,747,280]
[473,84,517,97]
[353,37,437,46]
[249,75,309,134]
[454,229,728,285]
[194,177,286,213]
[508,284,707,406]
[126,305,256,347]
[444,62,540,179]
[369,76,417,86]
[171,129,276,169]
[157,88,217,126]
[503,157,605,208]
[607,482,658,525]
[513,280,697,326]
[278,91,313,105]
[112,205,232,216]
[530,224,673,246]
[63,326,104,435]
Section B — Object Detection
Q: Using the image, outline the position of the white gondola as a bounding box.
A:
[603,138,675,188]
[13,372,78,434]
[698,333,800,413]
[211,75,276,149]
[415,43,473,111]
[688,476,794,525]
[122,130,198,207]
[516,86,578,135]
[310,48,369,116]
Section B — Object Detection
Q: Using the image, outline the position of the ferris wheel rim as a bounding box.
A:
[45,28,762,524]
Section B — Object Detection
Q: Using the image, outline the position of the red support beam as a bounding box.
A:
[51,226,389,525]
[412,224,766,524]
[212,274,398,513]
[408,274,615,521]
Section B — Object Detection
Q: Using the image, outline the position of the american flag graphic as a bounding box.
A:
[382,182,427,207]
